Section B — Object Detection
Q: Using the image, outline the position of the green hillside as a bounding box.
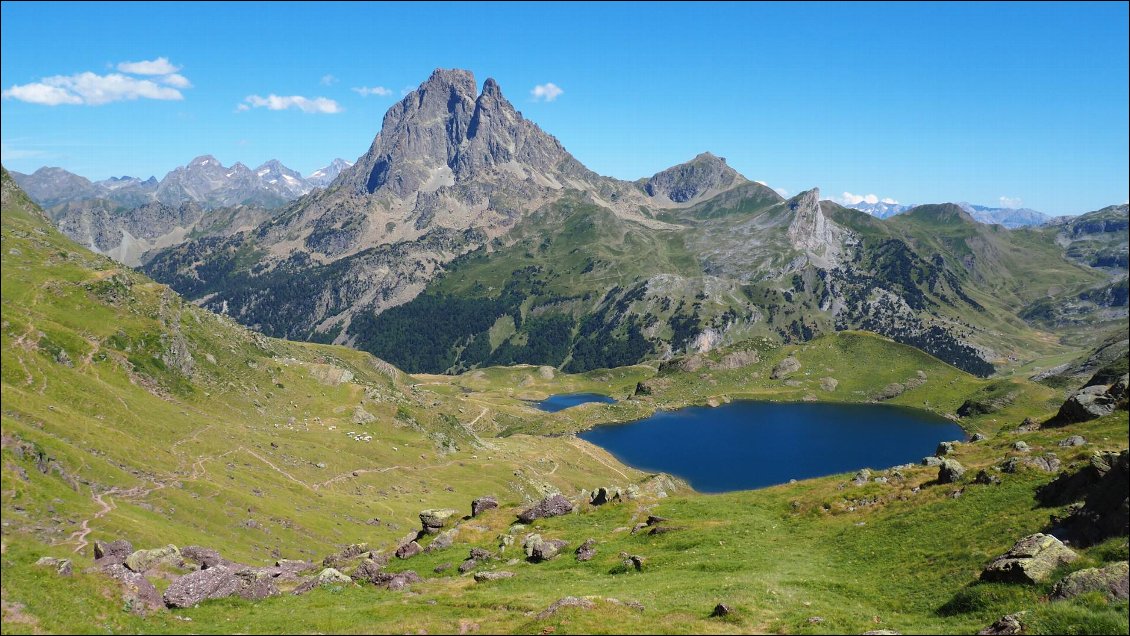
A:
[3,168,1127,634]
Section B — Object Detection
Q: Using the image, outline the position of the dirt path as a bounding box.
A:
[69,490,116,554]
[566,437,630,481]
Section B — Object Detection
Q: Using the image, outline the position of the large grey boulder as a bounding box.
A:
[293,568,352,595]
[977,613,1026,635]
[937,459,966,484]
[102,563,163,614]
[93,539,133,566]
[1055,384,1118,423]
[980,534,1078,584]
[770,356,801,379]
[163,566,241,608]
[181,546,223,569]
[125,545,180,573]
[1051,562,1129,601]
[471,496,498,517]
[517,494,573,523]
[419,508,460,534]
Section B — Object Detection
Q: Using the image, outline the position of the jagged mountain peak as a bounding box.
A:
[345,68,575,198]
[644,152,746,205]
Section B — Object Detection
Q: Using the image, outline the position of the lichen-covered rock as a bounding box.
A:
[419,508,460,534]
[1051,562,1129,601]
[233,568,279,601]
[125,544,180,573]
[102,563,163,614]
[35,556,72,576]
[395,541,422,559]
[473,570,514,582]
[536,596,596,619]
[293,568,352,595]
[93,539,133,566]
[321,543,370,569]
[575,539,597,562]
[590,486,621,506]
[1055,384,1119,423]
[517,494,573,523]
[770,356,801,379]
[981,534,1078,584]
[181,546,223,569]
[1058,435,1087,447]
[368,570,421,591]
[425,529,456,552]
[935,441,960,457]
[163,566,240,608]
[977,612,1026,635]
[938,459,965,484]
[471,496,498,517]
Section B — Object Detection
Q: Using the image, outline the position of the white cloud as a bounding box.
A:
[353,86,392,97]
[2,72,184,106]
[773,187,789,197]
[531,82,564,102]
[999,196,1022,209]
[837,191,880,205]
[161,73,192,89]
[320,74,338,86]
[2,82,83,105]
[117,57,181,75]
[881,197,899,205]
[240,94,342,114]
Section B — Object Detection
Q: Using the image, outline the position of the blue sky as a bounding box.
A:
[2,1,1127,215]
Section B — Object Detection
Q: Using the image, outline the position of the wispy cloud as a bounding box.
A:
[999,196,1022,209]
[320,74,338,86]
[161,74,192,89]
[3,58,191,106]
[353,86,392,97]
[530,82,564,102]
[116,57,180,75]
[3,72,184,106]
[0,141,48,161]
[238,94,342,114]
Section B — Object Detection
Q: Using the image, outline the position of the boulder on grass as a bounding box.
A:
[980,534,1078,584]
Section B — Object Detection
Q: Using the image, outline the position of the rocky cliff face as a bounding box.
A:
[644,152,745,205]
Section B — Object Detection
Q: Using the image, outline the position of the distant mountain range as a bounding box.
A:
[7,69,1124,378]
[839,200,1051,228]
[10,156,352,211]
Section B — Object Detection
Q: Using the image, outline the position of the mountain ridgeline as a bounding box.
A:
[21,68,1127,377]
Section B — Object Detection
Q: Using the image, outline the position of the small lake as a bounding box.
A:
[534,392,617,413]
[579,401,963,493]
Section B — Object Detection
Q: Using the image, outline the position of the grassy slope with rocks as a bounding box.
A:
[2,168,1128,634]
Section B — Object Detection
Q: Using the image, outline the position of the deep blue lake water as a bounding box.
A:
[578,401,963,493]
[534,392,617,413]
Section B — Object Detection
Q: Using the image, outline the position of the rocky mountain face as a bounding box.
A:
[306,158,353,188]
[642,152,745,205]
[11,155,357,213]
[144,69,706,342]
[110,68,1127,378]
[12,156,355,266]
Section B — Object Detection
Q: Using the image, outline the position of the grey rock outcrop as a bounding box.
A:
[163,566,240,608]
[770,356,801,379]
[977,613,1026,635]
[937,459,966,483]
[471,496,498,517]
[517,494,573,523]
[419,508,460,534]
[644,152,743,205]
[980,534,1078,584]
[1050,562,1129,601]
[102,563,163,614]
